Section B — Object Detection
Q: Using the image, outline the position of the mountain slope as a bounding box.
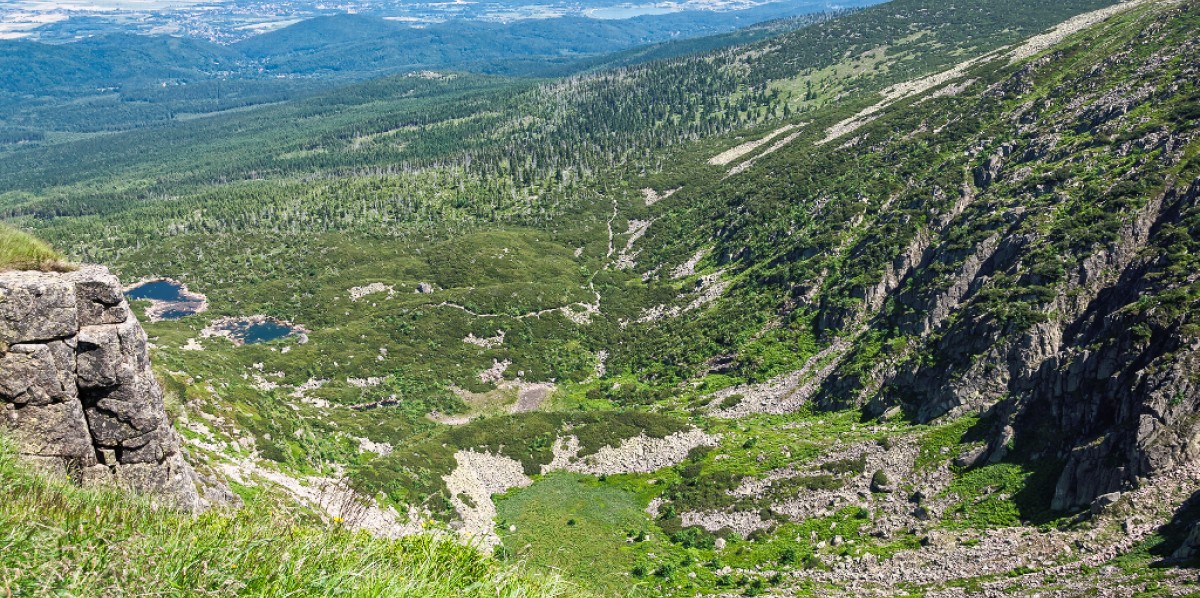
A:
[623,0,1200,513]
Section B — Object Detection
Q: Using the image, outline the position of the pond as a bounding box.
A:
[202,316,306,346]
[124,279,207,321]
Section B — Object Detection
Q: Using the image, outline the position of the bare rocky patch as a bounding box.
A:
[443,451,532,550]
[544,428,718,475]
[508,381,554,414]
[615,219,655,271]
[709,124,799,166]
[463,330,505,348]
[727,124,808,176]
[642,187,680,206]
[478,359,511,384]
[671,247,711,279]
[635,271,729,324]
[348,282,395,301]
[708,338,851,417]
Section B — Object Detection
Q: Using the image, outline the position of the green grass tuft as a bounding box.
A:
[0,435,568,597]
[0,223,72,272]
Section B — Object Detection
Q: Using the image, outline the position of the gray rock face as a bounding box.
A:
[851,176,1199,513]
[1172,519,1200,562]
[0,265,223,511]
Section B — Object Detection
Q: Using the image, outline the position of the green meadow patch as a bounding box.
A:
[496,473,657,596]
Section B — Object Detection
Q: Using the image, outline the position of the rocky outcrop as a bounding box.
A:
[800,7,1200,515]
[1,265,224,511]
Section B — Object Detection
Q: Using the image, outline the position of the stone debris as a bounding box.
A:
[615,219,655,271]
[560,299,600,325]
[594,350,608,378]
[1006,0,1166,64]
[479,359,511,384]
[727,124,808,176]
[544,428,718,476]
[925,78,978,101]
[542,435,583,473]
[682,510,773,537]
[642,187,680,206]
[637,271,729,324]
[671,247,711,279]
[280,378,330,408]
[463,330,506,348]
[709,124,799,166]
[348,282,395,301]
[250,374,279,392]
[771,437,939,528]
[444,450,533,550]
[818,0,1167,149]
[355,435,393,456]
[347,376,385,388]
[689,431,1200,595]
[708,338,851,417]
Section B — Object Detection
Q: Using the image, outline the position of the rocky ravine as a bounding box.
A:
[0,265,228,511]
[690,1,1200,518]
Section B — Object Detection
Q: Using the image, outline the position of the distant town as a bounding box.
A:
[0,0,767,43]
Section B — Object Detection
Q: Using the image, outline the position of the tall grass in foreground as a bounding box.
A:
[0,223,72,272]
[0,437,571,597]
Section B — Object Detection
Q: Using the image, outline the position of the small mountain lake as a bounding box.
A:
[124,279,206,320]
[203,316,306,345]
[239,319,298,344]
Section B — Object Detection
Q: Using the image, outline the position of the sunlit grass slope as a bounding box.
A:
[0,223,71,272]
[0,436,571,597]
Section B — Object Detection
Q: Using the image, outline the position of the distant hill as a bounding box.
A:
[0,34,240,94]
[2,0,878,91]
[234,2,874,77]
[0,0,876,133]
